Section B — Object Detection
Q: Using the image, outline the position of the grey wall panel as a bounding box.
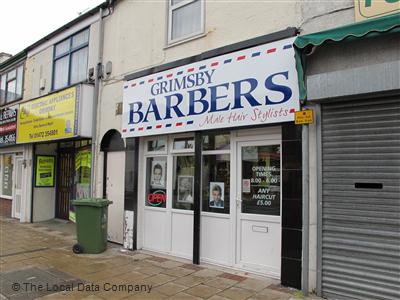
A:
[307,61,400,101]
[321,97,400,300]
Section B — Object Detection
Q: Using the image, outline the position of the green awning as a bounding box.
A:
[294,13,400,100]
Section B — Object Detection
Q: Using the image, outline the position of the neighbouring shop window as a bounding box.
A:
[53,28,89,90]
[35,155,55,187]
[241,145,280,215]
[173,156,195,210]
[147,138,166,152]
[71,147,92,222]
[202,132,230,151]
[0,65,24,104]
[74,148,91,198]
[1,154,13,197]
[168,0,204,44]
[173,137,194,150]
[202,154,230,214]
[146,157,167,208]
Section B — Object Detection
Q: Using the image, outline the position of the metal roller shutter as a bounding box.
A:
[321,97,400,300]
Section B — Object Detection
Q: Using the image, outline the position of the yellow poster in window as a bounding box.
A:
[17,86,78,143]
[35,155,55,187]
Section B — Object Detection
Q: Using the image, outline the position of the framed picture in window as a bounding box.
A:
[150,160,166,188]
[209,182,224,209]
[177,176,194,203]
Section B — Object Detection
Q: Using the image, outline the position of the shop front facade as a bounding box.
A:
[120,32,304,288]
[0,50,29,221]
[94,0,306,289]
[6,4,105,223]
[0,144,32,221]
[295,13,400,300]
[17,84,95,222]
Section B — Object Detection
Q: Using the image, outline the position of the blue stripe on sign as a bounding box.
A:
[166,124,172,128]
[252,52,261,57]
[146,126,152,130]
[199,65,206,70]
[177,71,183,75]
[283,44,293,49]
[140,81,145,85]
[224,59,232,64]
[124,86,128,89]
[130,128,135,132]
[157,76,163,81]
[187,120,194,125]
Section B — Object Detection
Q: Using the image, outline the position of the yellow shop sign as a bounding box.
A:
[17,87,78,143]
[355,0,400,21]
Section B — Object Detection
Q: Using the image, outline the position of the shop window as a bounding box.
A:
[0,65,24,104]
[168,0,204,44]
[173,137,194,150]
[74,148,91,199]
[147,138,166,152]
[202,154,230,214]
[173,155,195,210]
[53,28,89,90]
[202,132,230,151]
[146,157,167,208]
[241,145,280,215]
[1,154,13,197]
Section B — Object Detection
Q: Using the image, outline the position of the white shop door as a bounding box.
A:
[236,141,281,278]
[12,156,23,219]
[106,151,125,244]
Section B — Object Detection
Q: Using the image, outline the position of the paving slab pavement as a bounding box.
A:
[0,218,321,300]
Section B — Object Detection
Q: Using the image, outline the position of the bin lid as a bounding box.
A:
[72,198,113,207]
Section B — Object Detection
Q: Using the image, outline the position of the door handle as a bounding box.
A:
[236,198,242,208]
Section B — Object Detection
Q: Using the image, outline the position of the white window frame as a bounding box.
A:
[52,28,90,91]
[167,0,205,45]
[144,135,168,155]
[170,133,195,154]
[0,64,24,105]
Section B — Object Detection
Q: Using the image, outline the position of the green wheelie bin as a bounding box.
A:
[71,198,113,254]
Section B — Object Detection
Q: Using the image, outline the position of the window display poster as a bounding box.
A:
[209,182,224,208]
[177,176,194,203]
[70,148,91,222]
[35,155,55,187]
[242,179,251,193]
[150,160,166,188]
[2,154,13,196]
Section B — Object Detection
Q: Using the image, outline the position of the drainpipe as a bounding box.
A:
[302,121,310,295]
[30,144,36,223]
[90,5,105,197]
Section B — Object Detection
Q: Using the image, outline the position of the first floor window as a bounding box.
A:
[168,0,204,44]
[53,28,89,90]
[0,65,24,104]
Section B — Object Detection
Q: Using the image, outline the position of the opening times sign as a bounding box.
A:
[0,106,18,147]
[122,37,300,137]
[241,145,281,215]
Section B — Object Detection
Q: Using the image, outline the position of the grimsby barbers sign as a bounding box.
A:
[122,37,300,137]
